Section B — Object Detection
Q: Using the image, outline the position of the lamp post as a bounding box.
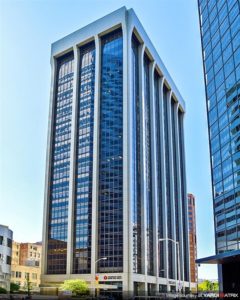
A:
[95,257,107,297]
[159,238,181,294]
[197,263,200,299]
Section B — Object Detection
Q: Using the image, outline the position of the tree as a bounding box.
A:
[0,287,7,294]
[60,279,89,296]
[198,280,219,291]
[10,283,20,293]
[24,273,32,297]
[212,282,219,291]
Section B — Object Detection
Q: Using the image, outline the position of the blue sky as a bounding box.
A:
[0,0,217,279]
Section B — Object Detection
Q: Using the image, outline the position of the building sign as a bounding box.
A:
[98,275,122,281]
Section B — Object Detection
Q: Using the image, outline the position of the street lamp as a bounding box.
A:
[95,257,107,265]
[197,263,200,299]
[95,257,107,297]
[159,238,181,294]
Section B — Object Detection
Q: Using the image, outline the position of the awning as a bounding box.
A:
[88,284,118,289]
[196,249,240,265]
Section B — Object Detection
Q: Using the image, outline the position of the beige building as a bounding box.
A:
[11,242,42,291]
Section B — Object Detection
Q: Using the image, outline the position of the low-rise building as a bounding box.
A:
[19,242,41,267]
[0,224,13,291]
[11,242,42,291]
[11,264,41,290]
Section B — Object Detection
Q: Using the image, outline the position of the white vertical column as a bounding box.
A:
[179,110,190,286]
[166,91,177,282]
[67,46,80,275]
[91,35,101,279]
[122,22,130,293]
[126,25,134,294]
[42,57,57,277]
[174,103,185,284]
[158,78,169,284]
[138,44,147,276]
[149,62,159,280]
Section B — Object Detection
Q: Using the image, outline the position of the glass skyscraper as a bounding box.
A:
[42,7,192,296]
[197,0,240,294]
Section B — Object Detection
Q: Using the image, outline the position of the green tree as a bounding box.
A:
[212,282,219,291]
[0,287,7,294]
[10,283,20,293]
[198,280,219,292]
[23,273,32,296]
[60,279,89,296]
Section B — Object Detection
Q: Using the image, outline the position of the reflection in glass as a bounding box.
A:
[199,0,240,252]
[131,35,142,274]
[47,53,74,274]
[98,29,123,273]
[73,42,95,274]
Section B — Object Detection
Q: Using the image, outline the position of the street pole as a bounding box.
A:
[158,239,169,292]
[159,238,181,294]
[197,264,200,299]
[95,257,107,298]
[176,241,181,294]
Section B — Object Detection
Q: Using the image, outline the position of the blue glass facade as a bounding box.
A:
[98,29,123,273]
[44,9,190,292]
[198,0,240,254]
[143,55,154,276]
[73,42,95,274]
[171,98,180,280]
[163,86,174,279]
[47,53,74,274]
[178,110,189,282]
[171,99,179,239]
[131,36,142,274]
[154,73,165,278]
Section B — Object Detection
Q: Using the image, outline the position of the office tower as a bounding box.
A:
[197,0,240,294]
[42,7,191,296]
[188,194,197,284]
[0,225,13,291]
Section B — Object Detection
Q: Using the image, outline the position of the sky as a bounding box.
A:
[0,0,217,279]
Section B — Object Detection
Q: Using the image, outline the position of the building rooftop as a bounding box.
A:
[51,6,186,111]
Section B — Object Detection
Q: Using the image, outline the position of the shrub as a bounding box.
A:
[198,280,219,291]
[0,287,7,294]
[10,282,20,293]
[60,279,89,296]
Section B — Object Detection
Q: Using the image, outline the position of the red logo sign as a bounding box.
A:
[103,275,108,280]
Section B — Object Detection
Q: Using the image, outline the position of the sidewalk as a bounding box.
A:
[0,295,58,300]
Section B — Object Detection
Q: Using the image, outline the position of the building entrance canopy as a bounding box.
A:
[196,250,240,265]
